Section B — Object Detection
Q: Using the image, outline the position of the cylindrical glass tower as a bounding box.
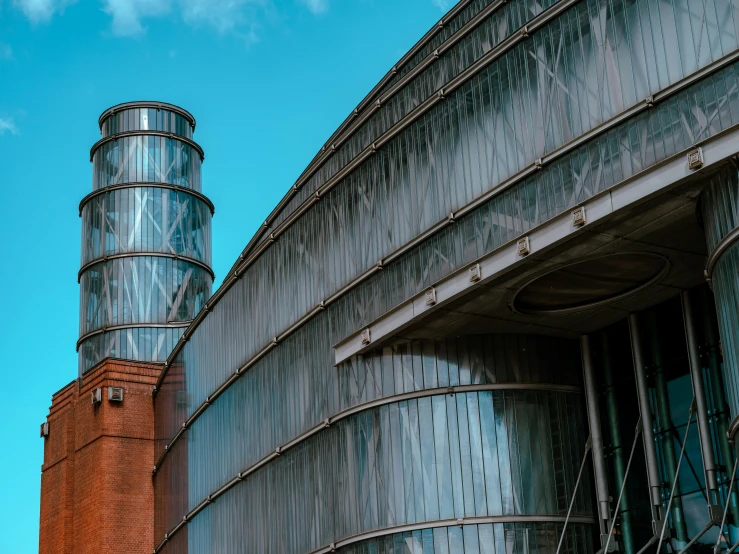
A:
[77,101,213,375]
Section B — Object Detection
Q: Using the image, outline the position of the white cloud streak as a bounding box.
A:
[102,0,267,37]
[15,0,324,37]
[101,0,170,36]
[432,0,449,11]
[13,0,76,23]
[0,118,19,135]
[298,0,327,14]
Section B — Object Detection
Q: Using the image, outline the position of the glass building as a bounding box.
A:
[78,101,213,375]
[140,0,739,552]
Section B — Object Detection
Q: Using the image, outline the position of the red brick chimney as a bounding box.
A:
[39,360,161,554]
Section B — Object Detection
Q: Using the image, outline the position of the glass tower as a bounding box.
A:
[77,102,213,375]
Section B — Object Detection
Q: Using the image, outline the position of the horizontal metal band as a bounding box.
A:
[155,0,591,387]
[155,43,739,398]
[155,514,595,553]
[89,130,205,162]
[705,224,739,283]
[152,384,583,551]
[287,0,487,201]
[297,0,513,185]
[309,515,596,554]
[78,182,214,215]
[76,322,191,351]
[333,122,739,362]
[348,0,473,117]
[78,252,214,283]
[229,0,579,282]
[98,101,196,130]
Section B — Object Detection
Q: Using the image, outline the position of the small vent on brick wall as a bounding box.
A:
[108,387,124,402]
[40,422,49,438]
[91,388,102,405]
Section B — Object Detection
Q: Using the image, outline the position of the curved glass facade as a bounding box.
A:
[79,256,211,335]
[92,135,202,191]
[156,334,589,553]
[157,9,739,434]
[79,326,186,372]
[100,104,194,139]
[152,0,739,551]
[182,390,588,553]
[265,0,739,238]
[80,187,211,266]
[701,166,739,421]
[79,102,212,374]
[332,522,592,554]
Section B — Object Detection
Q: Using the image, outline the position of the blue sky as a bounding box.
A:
[0,0,448,550]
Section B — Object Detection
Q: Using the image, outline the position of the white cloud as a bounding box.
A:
[178,0,266,34]
[15,0,323,38]
[13,0,76,22]
[432,0,449,11]
[102,0,170,36]
[299,0,327,14]
[0,118,19,135]
[99,0,272,37]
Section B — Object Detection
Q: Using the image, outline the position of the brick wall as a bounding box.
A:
[39,360,162,554]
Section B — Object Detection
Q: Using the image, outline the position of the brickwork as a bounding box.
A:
[39,360,161,554]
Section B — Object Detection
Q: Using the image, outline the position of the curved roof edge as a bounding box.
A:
[230,0,471,273]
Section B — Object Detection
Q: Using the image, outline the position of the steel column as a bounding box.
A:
[628,313,664,522]
[581,335,612,540]
[682,290,720,504]
[602,334,635,554]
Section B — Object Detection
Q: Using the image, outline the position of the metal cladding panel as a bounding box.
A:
[152,0,739,550]
[155,334,591,552]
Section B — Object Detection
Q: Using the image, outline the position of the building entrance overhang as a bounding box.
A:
[334,126,739,364]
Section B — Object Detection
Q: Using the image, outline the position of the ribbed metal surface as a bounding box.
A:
[156,335,589,553]
[153,0,739,549]
[702,165,739,423]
